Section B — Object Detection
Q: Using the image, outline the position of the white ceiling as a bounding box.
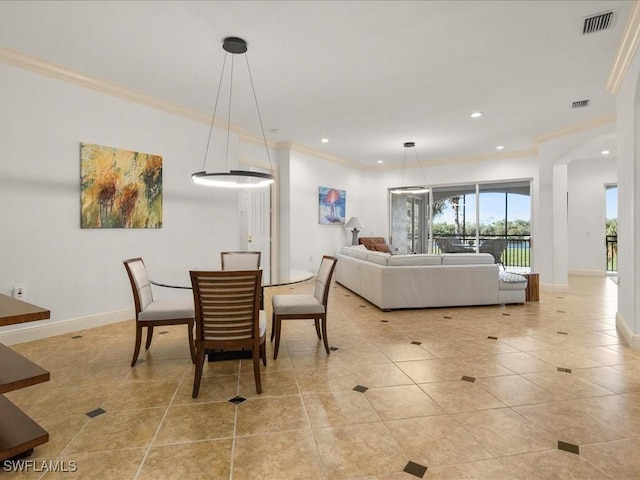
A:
[0,1,630,168]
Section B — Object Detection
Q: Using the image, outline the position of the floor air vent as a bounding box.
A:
[582,11,615,34]
[572,100,590,109]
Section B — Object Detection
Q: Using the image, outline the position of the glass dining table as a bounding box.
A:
[149,268,313,362]
[150,268,313,291]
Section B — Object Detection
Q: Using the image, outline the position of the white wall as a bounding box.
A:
[0,64,243,340]
[287,149,363,272]
[567,157,617,274]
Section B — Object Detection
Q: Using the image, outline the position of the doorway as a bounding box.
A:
[605,184,618,273]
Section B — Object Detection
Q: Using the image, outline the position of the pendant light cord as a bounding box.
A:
[201,52,229,171]
[244,53,274,173]
[412,147,428,185]
[225,54,234,171]
[200,49,274,175]
[398,143,427,188]
[399,148,408,186]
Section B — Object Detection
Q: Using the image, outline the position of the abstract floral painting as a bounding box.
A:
[319,186,346,225]
[80,143,162,228]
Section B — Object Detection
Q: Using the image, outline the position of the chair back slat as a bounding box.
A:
[191,270,262,342]
[123,257,154,313]
[314,256,338,305]
[220,251,261,270]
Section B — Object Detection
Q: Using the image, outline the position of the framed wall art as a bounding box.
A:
[318,186,346,225]
[80,143,163,228]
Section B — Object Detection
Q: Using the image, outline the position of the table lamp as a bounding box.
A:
[345,217,365,245]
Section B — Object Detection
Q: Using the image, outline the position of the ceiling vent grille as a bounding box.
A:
[582,11,615,34]
[572,100,590,109]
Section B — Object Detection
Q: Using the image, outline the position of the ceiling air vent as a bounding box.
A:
[582,11,615,34]
[572,99,590,109]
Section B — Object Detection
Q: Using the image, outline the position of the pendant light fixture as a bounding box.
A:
[191,37,275,188]
[390,142,429,194]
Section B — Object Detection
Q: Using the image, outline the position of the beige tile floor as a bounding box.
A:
[3,275,640,479]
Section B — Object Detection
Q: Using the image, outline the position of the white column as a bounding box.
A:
[615,49,640,348]
[535,145,570,292]
[275,145,291,273]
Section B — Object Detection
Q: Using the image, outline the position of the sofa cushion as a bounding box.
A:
[388,254,442,266]
[341,245,369,260]
[372,243,392,253]
[366,251,390,265]
[498,271,527,291]
[441,253,494,265]
[359,237,388,250]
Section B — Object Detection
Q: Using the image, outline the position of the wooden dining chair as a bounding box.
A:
[123,258,196,367]
[190,269,266,397]
[270,256,338,359]
[220,251,261,270]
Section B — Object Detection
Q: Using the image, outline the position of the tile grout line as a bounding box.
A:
[227,355,244,480]
[132,361,190,480]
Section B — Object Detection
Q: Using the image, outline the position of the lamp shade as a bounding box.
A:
[345,217,365,229]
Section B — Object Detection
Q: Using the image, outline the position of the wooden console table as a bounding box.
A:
[0,294,50,461]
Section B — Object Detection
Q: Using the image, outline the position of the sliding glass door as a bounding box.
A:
[389,189,428,254]
[390,180,532,268]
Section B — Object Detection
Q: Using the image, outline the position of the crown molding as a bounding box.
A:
[285,142,367,170]
[0,46,617,171]
[0,46,245,132]
[533,114,616,144]
[236,132,278,149]
[607,0,640,94]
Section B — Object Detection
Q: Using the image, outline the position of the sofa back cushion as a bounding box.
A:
[366,251,391,265]
[441,253,495,265]
[341,245,369,260]
[388,254,442,266]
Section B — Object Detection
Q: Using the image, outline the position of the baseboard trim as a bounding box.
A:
[0,308,134,346]
[616,312,640,350]
[540,282,570,293]
[568,269,606,276]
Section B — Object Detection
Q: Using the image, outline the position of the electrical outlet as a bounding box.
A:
[13,284,25,299]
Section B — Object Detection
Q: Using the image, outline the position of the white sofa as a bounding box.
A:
[335,245,527,311]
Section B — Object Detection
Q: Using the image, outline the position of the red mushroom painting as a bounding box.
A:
[319,186,346,224]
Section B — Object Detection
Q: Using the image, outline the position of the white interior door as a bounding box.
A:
[239,188,271,280]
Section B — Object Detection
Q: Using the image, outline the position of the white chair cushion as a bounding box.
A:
[222,254,260,270]
[272,294,325,315]
[259,310,267,337]
[127,259,153,310]
[138,296,194,321]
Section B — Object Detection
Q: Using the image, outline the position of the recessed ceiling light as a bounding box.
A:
[377,160,384,164]
[496,145,504,150]
[321,138,329,143]
[470,112,482,118]
[601,150,610,155]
